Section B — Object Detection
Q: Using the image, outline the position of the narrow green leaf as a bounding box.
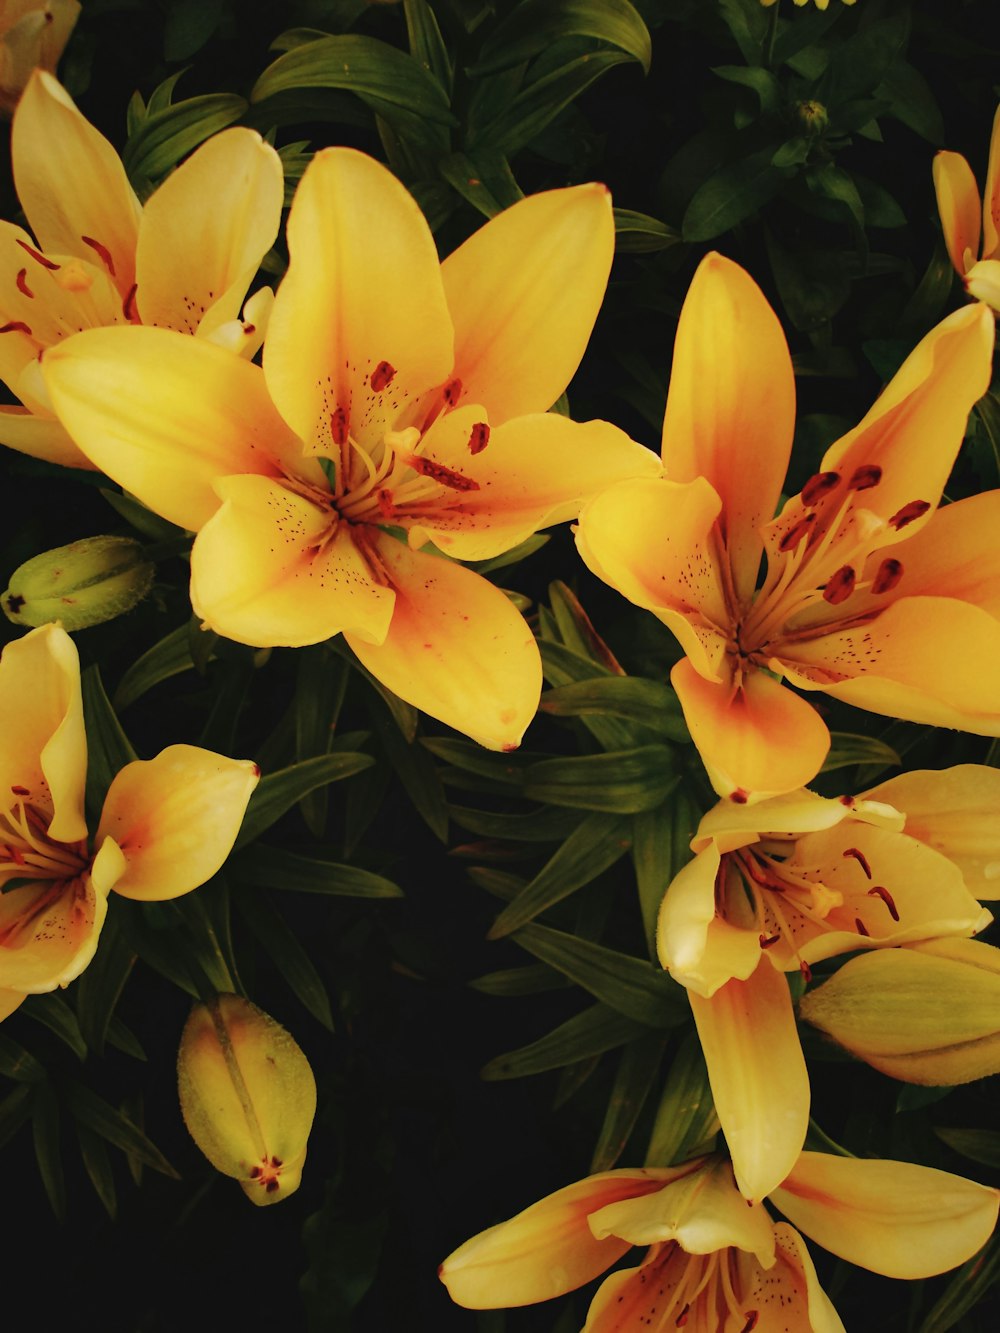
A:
[231,845,403,898]
[99,488,185,541]
[632,788,702,960]
[65,1082,179,1178]
[716,0,768,66]
[682,148,792,242]
[511,922,688,1028]
[469,964,569,996]
[106,1016,147,1062]
[422,737,531,785]
[76,1122,118,1219]
[32,1081,66,1221]
[114,624,203,711]
[934,1127,1000,1170]
[548,581,623,671]
[82,664,138,822]
[540,678,688,742]
[488,814,632,938]
[613,208,682,253]
[645,1033,719,1167]
[449,804,584,842]
[438,150,524,218]
[238,892,335,1031]
[236,752,375,847]
[123,94,247,185]
[0,1084,32,1149]
[75,913,137,1056]
[821,733,901,774]
[481,1001,648,1080]
[295,646,350,836]
[404,0,452,92]
[523,747,679,813]
[471,0,652,76]
[590,1031,667,1172]
[23,994,87,1061]
[370,702,449,842]
[919,1232,1000,1333]
[0,1032,46,1082]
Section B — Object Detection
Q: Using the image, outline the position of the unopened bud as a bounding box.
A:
[177,994,317,1206]
[800,938,1000,1085]
[796,99,828,136]
[3,535,154,630]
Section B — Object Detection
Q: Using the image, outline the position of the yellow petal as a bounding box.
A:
[764,1225,846,1333]
[576,476,729,681]
[863,764,1000,899]
[692,788,862,855]
[877,491,1000,619]
[0,623,86,842]
[43,325,310,532]
[95,745,259,901]
[441,183,613,423]
[672,658,831,803]
[772,1151,1000,1280]
[0,989,26,1022]
[190,475,395,648]
[0,405,92,468]
[982,104,1000,258]
[346,536,542,750]
[12,71,141,297]
[816,304,994,538]
[135,128,283,339]
[965,257,1000,309]
[657,846,764,995]
[689,961,809,1202]
[662,252,796,602]
[439,1168,673,1308]
[933,150,983,273]
[264,147,453,455]
[408,409,660,560]
[780,595,1000,735]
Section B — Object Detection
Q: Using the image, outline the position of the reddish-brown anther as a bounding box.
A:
[409,456,480,492]
[868,884,900,922]
[889,500,931,530]
[843,847,872,879]
[848,464,882,491]
[81,235,116,276]
[469,422,490,455]
[823,565,856,605]
[330,407,349,446]
[370,360,396,392]
[872,558,904,594]
[800,471,841,505]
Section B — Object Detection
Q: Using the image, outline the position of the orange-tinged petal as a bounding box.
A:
[576,476,729,682]
[672,658,831,802]
[657,847,764,995]
[815,304,994,539]
[876,492,1000,619]
[439,1168,674,1308]
[264,147,453,455]
[862,764,1000,900]
[689,961,809,1202]
[0,405,92,468]
[408,409,660,560]
[933,149,983,273]
[43,325,312,531]
[135,128,283,338]
[346,537,541,750]
[0,989,26,1022]
[441,184,613,424]
[982,104,1000,258]
[0,623,86,842]
[190,475,395,648]
[12,71,141,297]
[662,253,795,602]
[95,745,259,901]
[763,1225,846,1333]
[772,1151,1000,1280]
[779,595,1000,735]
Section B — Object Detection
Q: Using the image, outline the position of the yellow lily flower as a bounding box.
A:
[0,70,282,468]
[933,106,1000,310]
[0,623,258,1021]
[440,1151,998,1330]
[576,253,998,802]
[657,778,992,1198]
[42,149,659,749]
[0,0,78,115]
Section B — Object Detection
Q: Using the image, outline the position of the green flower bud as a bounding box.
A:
[796,99,829,136]
[3,535,154,630]
[177,994,317,1206]
[800,938,1000,1085]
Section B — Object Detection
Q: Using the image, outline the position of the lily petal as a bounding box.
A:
[0,989,26,1022]
[965,257,1000,307]
[264,147,453,455]
[688,960,809,1202]
[933,149,983,274]
[982,104,1000,258]
[439,1168,673,1308]
[43,325,311,532]
[95,745,259,901]
[672,658,831,802]
[12,71,141,297]
[409,409,660,561]
[345,536,541,750]
[0,405,91,468]
[190,475,395,648]
[876,491,1000,619]
[441,183,613,423]
[763,1225,846,1333]
[692,789,864,855]
[772,1151,1000,1280]
[0,623,86,842]
[135,128,283,339]
[658,845,764,995]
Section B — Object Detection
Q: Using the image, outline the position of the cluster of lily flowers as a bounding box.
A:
[3,65,1000,1327]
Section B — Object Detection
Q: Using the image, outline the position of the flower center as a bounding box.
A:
[0,788,89,949]
[632,1241,758,1331]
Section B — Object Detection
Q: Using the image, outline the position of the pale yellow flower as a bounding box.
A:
[0,0,78,115]
[934,106,1000,310]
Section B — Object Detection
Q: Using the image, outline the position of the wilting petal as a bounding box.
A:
[43,325,312,531]
[863,764,1000,899]
[760,1225,845,1333]
[576,476,729,681]
[346,537,541,750]
[689,961,809,1201]
[779,595,1000,735]
[658,847,764,995]
[12,72,141,297]
[965,258,1000,308]
[408,409,660,560]
[136,128,283,339]
[815,304,994,539]
[0,405,91,468]
[265,147,453,455]
[662,253,795,601]
[439,1168,674,1307]
[772,1151,1000,1280]
[0,623,86,841]
[672,659,831,803]
[982,104,1000,258]
[190,475,395,648]
[441,184,613,423]
[95,745,259,901]
[933,150,983,274]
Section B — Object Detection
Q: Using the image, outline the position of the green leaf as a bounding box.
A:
[100,488,185,542]
[820,733,901,774]
[370,701,449,842]
[0,1033,45,1082]
[548,581,623,670]
[713,63,781,115]
[919,1232,1000,1333]
[631,787,702,959]
[877,56,943,145]
[231,845,402,898]
[471,0,652,76]
[65,1083,179,1177]
[468,964,568,997]
[236,752,375,847]
[540,677,688,742]
[645,1033,719,1167]
[716,0,769,66]
[422,736,532,785]
[82,664,138,823]
[163,0,224,61]
[114,624,205,711]
[238,892,335,1031]
[32,1081,66,1221]
[438,150,524,218]
[682,147,792,242]
[481,1001,648,1079]
[75,912,137,1057]
[488,814,632,938]
[23,994,87,1061]
[523,747,679,813]
[613,207,682,253]
[590,1031,667,1171]
[449,804,585,842]
[295,646,350,837]
[511,922,688,1027]
[76,1122,118,1219]
[404,0,453,92]
[0,1084,32,1150]
[934,1127,1000,1170]
[123,94,248,187]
